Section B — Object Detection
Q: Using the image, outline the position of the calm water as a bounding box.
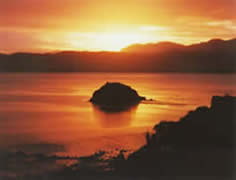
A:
[0,73,235,156]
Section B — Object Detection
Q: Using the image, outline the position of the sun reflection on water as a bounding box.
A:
[92,104,139,128]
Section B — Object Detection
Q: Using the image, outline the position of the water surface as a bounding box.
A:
[0,73,235,156]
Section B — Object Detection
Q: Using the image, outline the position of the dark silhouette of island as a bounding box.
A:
[112,95,236,177]
[0,38,235,73]
[90,82,145,112]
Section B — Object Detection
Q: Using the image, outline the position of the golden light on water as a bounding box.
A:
[1,73,236,156]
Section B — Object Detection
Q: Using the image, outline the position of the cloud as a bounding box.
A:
[0,30,75,53]
[0,0,236,52]
[1,0,235,30]
[206,20,236,30]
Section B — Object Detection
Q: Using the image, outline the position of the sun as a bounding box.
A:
[65,25,170,52]
[68,32,156,52]
[94,33,149,51]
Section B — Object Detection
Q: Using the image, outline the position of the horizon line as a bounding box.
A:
[1,37,235,55]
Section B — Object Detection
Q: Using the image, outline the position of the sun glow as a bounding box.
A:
[1,0,236,53]
[68,31,160,51]
[27,26,178,52]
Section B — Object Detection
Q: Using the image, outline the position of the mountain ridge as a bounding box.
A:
[122,38,236,53]
[0,38,235,73]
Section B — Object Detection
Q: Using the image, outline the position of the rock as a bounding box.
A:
[116,95,236,176]
[150,95,236,147]
[90,82,146,111]
[211,95,236,110]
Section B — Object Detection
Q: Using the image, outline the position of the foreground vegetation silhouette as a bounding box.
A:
[113,95,236,177]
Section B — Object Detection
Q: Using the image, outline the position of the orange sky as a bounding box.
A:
[1,0,236,53]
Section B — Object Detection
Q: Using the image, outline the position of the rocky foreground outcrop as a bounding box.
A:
[90,82,146,111]
[113,95,236,177]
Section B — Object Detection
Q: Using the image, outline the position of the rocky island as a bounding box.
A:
[90,82,146,111]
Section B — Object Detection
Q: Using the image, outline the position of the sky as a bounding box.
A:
[1,0,236,53]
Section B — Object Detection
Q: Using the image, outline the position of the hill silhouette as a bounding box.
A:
[0,38,235,73]
[122,41,185,53]
[122,38,236,53]
[113,95,236,177]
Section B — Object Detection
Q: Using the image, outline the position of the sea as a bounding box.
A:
[0,73,235,157]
